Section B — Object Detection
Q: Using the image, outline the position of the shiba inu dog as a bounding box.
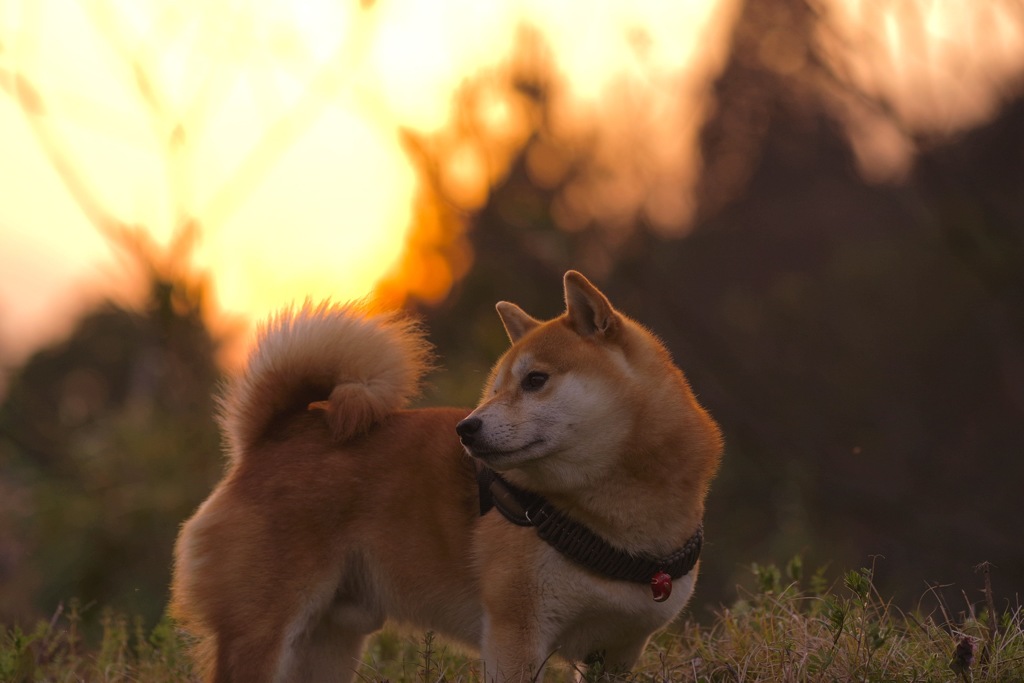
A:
[171,271,722,682]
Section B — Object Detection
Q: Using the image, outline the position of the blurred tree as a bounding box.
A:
[645,0,1024,606]
[0,265,222,626]
[417,0,1024,610]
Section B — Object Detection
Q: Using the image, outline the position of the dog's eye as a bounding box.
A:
[521,371,549,392]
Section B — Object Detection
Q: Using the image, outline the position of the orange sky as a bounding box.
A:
[1,0,1022,368]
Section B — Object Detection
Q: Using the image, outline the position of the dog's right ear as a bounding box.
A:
[563,270,619,339]
[496,301,541,343]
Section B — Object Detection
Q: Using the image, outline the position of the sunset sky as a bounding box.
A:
[1,0,1022,367]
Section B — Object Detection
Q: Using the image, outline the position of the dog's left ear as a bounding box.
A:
[563,270,619,339]
[496,301,541,343]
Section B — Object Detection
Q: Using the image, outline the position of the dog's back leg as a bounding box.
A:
[211,630,294,683]
[290,622,369,683]
[273,560,385,683]
[209,588,378,683]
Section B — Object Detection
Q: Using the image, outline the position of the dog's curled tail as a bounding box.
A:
[219,301,433,459]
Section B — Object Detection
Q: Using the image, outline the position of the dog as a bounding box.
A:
[171,271,722,682]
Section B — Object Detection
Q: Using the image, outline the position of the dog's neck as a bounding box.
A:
[536,437,710,557]
[476,464,704,593]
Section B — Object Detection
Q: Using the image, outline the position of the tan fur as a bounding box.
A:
[171,273,722,682]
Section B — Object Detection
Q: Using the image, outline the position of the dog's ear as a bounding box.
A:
[496,301,541,343]
[563,270,619,339]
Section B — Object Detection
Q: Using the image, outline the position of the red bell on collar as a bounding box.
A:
[650,570,672,602]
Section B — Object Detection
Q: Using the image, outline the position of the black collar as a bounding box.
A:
[476,464,703,592]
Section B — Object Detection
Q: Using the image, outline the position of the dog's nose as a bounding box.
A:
[455,416,482,445]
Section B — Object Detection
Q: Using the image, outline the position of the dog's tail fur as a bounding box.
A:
[219,301,433,459]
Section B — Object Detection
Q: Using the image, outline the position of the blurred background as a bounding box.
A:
[1,0,1022,629]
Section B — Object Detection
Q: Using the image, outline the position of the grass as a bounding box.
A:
[0,601,194,683]
[3,560,1021,682]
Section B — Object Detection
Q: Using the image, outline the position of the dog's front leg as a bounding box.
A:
[571,638,649,682]
[480,614,552,683]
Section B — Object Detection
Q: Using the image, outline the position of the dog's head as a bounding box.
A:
[457,271,717,495]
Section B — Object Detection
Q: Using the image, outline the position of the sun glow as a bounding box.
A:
[1,0,1023,365]
[0,0,419,362]
[0,0,736,362]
